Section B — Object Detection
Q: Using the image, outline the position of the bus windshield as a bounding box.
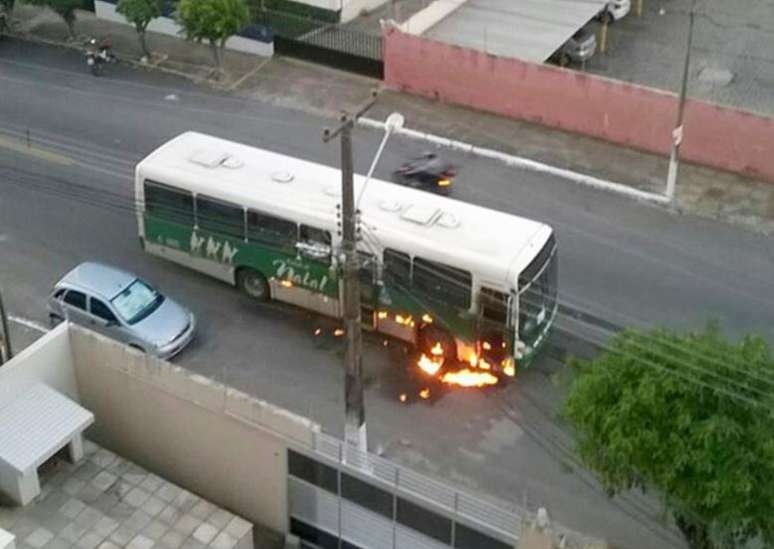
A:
[112,279,164,324]
[518,234,558,349]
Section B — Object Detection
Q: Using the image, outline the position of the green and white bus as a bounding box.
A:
[135,132,557,380]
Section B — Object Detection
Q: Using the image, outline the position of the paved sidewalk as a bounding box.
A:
[8,4,774,234]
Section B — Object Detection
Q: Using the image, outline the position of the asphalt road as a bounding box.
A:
[2,38,773,549]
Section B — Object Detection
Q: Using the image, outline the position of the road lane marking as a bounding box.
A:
[359,117,671,205]
[8,315,50,334]
[0,135,75,166]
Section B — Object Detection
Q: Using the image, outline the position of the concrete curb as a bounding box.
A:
[359,117,671,205]
[6,30,239,90]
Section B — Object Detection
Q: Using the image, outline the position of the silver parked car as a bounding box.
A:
[553,28,597,65]
[47,262,195,359]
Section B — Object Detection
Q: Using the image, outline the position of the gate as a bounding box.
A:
[287,432,523,549]
[256,10,384,78]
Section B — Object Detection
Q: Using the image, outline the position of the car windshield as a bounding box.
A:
[111,279,164,325]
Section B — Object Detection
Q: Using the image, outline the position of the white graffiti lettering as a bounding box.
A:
[190,232,205,255]
[273,259,329,292]
[189,231,239,264]
[206,237,222,260]
[222,241,238,264]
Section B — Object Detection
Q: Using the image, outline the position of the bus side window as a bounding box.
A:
[413,257,472,310]
[247,210,297,251]
[480,287,508,324]
[383,249,411,289]
[299,225,332,264]
[196,195,245,239]
[143,180,194,227]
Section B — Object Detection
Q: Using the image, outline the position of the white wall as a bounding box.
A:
[0,323,77,410]
[68,326,320,532]
[397,0,466,35]
[94,1,274,57]
[340,0,389,22]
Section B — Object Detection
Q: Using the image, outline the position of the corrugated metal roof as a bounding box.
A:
[426,0,607,62]
[0,384,94,475]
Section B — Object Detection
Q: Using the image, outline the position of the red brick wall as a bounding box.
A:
[383,28,774,181]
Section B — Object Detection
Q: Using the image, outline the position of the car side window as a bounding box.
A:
[63,290,87,310]
[53,288,66,300]
[90,298,117,323]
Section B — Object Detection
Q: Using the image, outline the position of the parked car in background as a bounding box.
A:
[47,262,196,359]
[597,0,631,23]
[551,28,597,65]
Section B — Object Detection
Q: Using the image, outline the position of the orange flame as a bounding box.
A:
[334,328,344,337]
[442,369,499,387]
[377,311,388,319]
[419,388,431,399]
[399,393,407,403]
[417,353,443,376]
[314,328,321,336]
[421,314,433,324]
[280,279,293,288]
[430,342,444,356]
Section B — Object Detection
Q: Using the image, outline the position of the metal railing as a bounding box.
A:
[311,431,525,545]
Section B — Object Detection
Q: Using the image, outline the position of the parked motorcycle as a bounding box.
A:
[393,152,456,195]
[84,37,115,76]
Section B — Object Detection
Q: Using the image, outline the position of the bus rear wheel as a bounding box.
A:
[237,268,270,302]
[417,325,456,361]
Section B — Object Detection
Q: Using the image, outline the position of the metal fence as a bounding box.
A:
[288,431,526,549]
[255,9,383,78]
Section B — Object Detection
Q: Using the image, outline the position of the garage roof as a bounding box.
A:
[425,0,607,62]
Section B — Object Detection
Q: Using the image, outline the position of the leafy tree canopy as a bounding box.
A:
[564,325,774,549]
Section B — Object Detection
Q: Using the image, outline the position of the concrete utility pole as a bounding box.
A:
[0,288,12,365]
[323,92,379,455]
[666,0,696,203]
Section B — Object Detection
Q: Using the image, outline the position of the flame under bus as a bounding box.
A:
[134,132,558,385]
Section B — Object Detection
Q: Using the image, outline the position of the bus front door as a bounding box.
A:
[358,252,377,330]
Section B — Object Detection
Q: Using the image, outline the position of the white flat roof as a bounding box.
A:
[137,132,553,286]
[426,0,606,62]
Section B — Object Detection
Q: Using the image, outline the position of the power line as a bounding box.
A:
[2,163,773,407]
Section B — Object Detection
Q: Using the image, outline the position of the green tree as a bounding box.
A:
[116,0,161,59]
[564,325,774,549]
[175,0,249,70]
[23,0,83,37]
[1,0,15,29]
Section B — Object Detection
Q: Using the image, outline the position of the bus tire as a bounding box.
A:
[417,325,456,361]
[237,268,270,302]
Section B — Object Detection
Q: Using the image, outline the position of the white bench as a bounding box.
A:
[0,384,94,506]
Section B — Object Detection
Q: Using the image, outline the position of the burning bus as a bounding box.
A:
[134,132,558,386]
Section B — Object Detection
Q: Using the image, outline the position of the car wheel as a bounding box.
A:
[237,268,270,301]
[49,314,63,328]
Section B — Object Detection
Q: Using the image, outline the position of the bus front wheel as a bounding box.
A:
[237,268,270,302]
[417,325,456,361]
